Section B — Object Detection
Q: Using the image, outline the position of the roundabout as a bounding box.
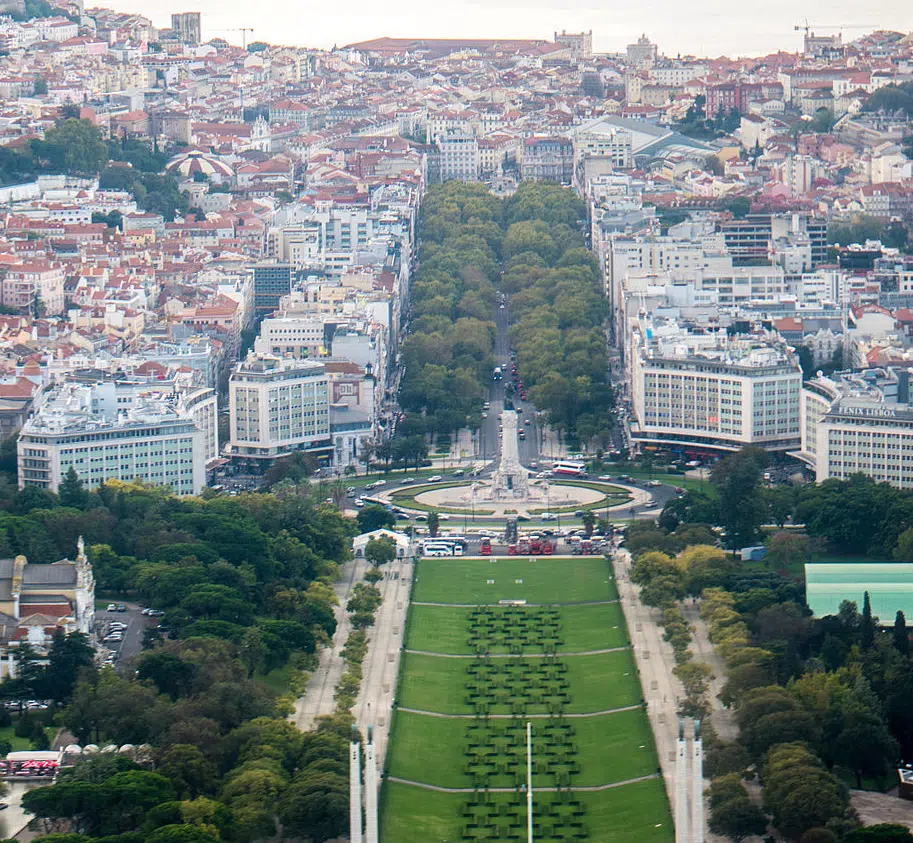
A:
[382,478,644,519]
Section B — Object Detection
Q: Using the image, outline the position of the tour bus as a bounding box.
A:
[431,537,466,555]
[551,460,587,478]
[422,541,461,557]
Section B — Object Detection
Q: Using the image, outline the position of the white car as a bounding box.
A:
[428,475,442,482]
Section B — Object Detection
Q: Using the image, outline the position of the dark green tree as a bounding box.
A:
[894,611,909,655]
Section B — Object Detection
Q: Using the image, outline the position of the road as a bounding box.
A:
[477,297,547,466]
[95,605,156,672]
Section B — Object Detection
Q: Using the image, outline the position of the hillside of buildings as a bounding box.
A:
[0,4,910,843]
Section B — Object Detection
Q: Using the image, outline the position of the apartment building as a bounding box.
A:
[1,261,65,315]
[629,324,802,454]
[228,355,331,464]
[18,385,206,496]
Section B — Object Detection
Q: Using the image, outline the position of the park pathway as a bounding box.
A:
[396,704,643,719]
[293,555,367,731]
[385,772,660,794]
[403,646,629,658]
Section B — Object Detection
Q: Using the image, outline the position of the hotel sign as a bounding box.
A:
[839,406,897,419]
[827,404,913,423]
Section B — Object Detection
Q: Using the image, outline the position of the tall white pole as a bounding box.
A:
[365,730,378,843]
[527,721,533,843]
[350,741,363,843]
[692,733,704,843]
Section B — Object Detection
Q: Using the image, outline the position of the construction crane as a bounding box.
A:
[211,27,255,49]
[794,20,875,37]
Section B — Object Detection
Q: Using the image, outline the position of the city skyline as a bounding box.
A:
[112,0,913,57]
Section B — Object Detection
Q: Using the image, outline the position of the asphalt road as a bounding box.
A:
[478,297,544,467]
[96,605,154,671]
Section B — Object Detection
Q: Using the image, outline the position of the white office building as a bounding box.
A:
[629,323,802,454]
[799,368,913,489]
[228,355,330,463]
[18,385,206,495]
[438,128,479,182]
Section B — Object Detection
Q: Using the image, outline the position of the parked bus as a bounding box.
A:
[551,460,587,478]
[479,537,492,556]
[422,541,456,557]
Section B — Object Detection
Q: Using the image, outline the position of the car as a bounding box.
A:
[147,609,164,617]
[598,475,613,481]
[103,635,123,644]
[346,490,356,498]
[525,418,531,425]
[399,478,414,485]
[541,513,558,521]
[516,514,531,522]
[574,510,585,518]
[414,515,428,522]
[481,412,488,419]
[428,475,442,482]
[452,469,464,476]
[116,604,127,613]
[106,603,118,612]
[354,500,365,508]
[646,480,662,487]
[346,486,356,493]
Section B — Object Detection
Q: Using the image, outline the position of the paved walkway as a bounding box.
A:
[354,554,415,773]
[396,704,643,720]
[293,555,367,731]
[386,772,660,794]
[682,603,738,741]
[611,548,685,812]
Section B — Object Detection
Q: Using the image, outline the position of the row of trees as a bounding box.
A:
[627,508,913,841]
[504,184,615,447]
[663,447,913,560]
[399,181,614,447]
[0,473,364,843]
[398,182,502,434]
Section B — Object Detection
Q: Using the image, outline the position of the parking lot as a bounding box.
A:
[95,604,158,671]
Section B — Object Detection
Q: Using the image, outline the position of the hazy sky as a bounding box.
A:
[115,0,913,57]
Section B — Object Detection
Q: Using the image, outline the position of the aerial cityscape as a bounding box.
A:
[0,3,912,843]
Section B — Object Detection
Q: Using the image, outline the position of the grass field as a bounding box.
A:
[405,602,628,654]
[380,778,674,843]
[386,708,658,789]
[383,556,668,843]
[396,649,642,715]
[412,557,617,605]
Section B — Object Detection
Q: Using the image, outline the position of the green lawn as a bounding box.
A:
[386,708,658,789]
[396,650,642,715]
[0,723,58,751]
[405,602,628,654]
[412,557,617,605]
[380,778,674,843]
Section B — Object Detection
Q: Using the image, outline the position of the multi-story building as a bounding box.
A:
[521,137,574,184]
[228,355,331,465]
[1,261,65,315]
[437,128,479,182]
[252,262,295,313]
[0,538,95,675]
[717,213,828,268]
[18,385,206,496]
[170,12,201,44]
[553,30,592,59]
[629,324,802,454]
[799,368,913,489]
